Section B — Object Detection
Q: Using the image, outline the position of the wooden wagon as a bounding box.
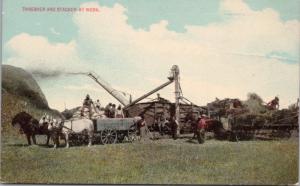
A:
[228,113,298,141]
[93,118,138,144]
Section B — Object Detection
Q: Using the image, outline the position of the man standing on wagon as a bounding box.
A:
[95,99,101,112]
[81,94,94,119]
[115,105,124,118]
[104,103,112,117]
[266,96,279,110]
[110,104,116,118]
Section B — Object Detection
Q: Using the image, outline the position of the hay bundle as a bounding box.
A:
[242,93,267,114]
[207,98,242,117]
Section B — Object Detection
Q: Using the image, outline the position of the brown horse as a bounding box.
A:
[11,111,51,146]
[204,119,230,140]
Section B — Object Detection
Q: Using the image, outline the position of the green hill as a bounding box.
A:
[2,65,49,109]
[1,65,61,136]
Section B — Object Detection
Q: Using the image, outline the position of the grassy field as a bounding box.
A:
[1,134,298,185]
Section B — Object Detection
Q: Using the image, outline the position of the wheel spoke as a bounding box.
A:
[103,137,108,144]
[108,136,114,144]
[101,129,110,144]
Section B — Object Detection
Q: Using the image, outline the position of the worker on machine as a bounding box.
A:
[104,103,112,117]
[115,105,124,118]
[110,104,116,118]
[266,96,279,110]
[81,94,94,118]
[95,99,101,112]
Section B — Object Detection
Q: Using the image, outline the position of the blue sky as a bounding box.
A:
[3,0,300,43]
[2,0,300,111]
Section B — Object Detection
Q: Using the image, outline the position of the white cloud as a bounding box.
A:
[71,0,299,107]
[5,33,86,73]
[4,0,299,110]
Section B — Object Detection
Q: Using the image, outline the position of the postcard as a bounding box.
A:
[1,0,299,184]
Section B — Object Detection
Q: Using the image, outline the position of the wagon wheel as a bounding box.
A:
[127,129,138,142]
[100,129,118,144]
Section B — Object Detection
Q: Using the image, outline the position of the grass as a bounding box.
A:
[1,91,298,184]
[1,135,298,185]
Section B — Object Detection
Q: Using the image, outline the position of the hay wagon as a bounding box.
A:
[228,112,298,141]
[93,118,138,144]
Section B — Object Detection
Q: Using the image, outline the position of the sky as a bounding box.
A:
[2,0,300,111]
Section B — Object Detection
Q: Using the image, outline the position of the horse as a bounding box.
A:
[11,112,51,146]
[204,119,230,140]
[47,118,64,148]
[38,114,54,146]
[59,118,94,148]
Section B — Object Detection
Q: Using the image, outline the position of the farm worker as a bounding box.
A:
[104,103,112,117]
[170,116,179,140]
[158,116,166,135]
[267,96,279,110]
[138,115,147,140]
[115,105,124,118]
[82,94,93,118]
[198,114,208,129]
[191,115,200,139]
[233,99,242,108]
[95,99,101,112]
[110,104,116,118]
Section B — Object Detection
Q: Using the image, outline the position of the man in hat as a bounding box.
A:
[194,114,208,144]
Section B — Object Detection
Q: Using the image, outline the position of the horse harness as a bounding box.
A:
[62,120,74,132]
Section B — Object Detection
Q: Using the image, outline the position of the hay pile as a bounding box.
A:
[61,106,106,120]
[207,93,298,126]
[270,109,298,125]
[242,93,266,114]
[207,98,242,117]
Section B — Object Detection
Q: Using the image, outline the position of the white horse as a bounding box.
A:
[38,114,52,146]
[47,118,63,148]
[61,118,94,148]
